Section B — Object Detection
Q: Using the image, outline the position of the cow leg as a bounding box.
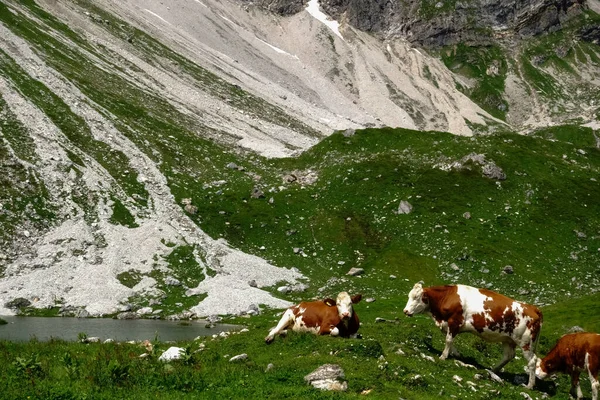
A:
[568,371,582,399]
[319,325,336,336]
[265,309,295,344]
[493,342,516,374]
[440,329,457,360]
[588,367,598,400]
[518,344,538,390]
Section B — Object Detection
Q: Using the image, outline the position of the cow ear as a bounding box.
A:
[324,298,336,307]
[351,294,362,304]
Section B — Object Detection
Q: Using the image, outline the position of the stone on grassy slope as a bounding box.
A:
[304,364,347,391]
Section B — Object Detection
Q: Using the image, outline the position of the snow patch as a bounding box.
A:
[306,0,343,40]
[144,9,170,25]
[256,38,299,59]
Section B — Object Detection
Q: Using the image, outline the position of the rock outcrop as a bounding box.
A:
[249,0,588,47]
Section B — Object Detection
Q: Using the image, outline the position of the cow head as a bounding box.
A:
[334,292,362,320]
[535,357,551,379]
[403,282,429,317]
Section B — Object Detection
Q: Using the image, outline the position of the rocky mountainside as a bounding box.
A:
[319,0,589,46]
[0,0,598,318]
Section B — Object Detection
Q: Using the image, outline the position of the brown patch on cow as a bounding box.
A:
[477,288,521,335]
[471,313,487,333]
[424,285,464,335]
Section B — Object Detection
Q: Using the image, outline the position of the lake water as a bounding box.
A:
[0,316,240,342]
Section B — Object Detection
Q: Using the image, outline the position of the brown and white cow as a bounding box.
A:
[536,332,600,400]
[403,282,543,388]
[265,292,362,344]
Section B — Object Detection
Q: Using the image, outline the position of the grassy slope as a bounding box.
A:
[196,127,600,307]
[1,292,599,399]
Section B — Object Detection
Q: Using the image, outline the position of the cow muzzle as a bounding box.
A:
[403,309,413,317]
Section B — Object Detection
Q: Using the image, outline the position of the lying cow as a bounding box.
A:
[403,282,543,388]
[536,332,600,400]
[265,292,362,344]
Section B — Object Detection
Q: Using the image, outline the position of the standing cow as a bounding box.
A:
[403,282,543,388]
[265,292,362,344]
[536,332,600,400]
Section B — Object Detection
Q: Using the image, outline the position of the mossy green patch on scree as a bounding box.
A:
[441,43,508,120]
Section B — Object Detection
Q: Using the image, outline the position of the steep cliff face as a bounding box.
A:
[312,0,588,47]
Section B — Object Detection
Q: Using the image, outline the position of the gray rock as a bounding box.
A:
[482,162,506,180]
[137,307,153,316]
[116,311,138,320]
[342,128,355,137]
[304,364,347,391]
[277,286,290,293]
[346,267,364,276]
[287,283,309,292]
[251,187,265,198]
[206,315,222,324]
[229,353,248,362]
[165,276,182,286]
[568,325,585,333]
[503,265,514,274]
[397,200,413,214]
[184,204,198,214]
[463,212,471,219]
[75,309,90,318]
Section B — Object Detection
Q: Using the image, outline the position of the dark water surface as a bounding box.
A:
[0,316,239,342]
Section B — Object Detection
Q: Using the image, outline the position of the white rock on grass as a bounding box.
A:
[158,347,184,362]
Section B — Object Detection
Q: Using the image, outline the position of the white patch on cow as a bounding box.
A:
[292,315,320,334]
[535,357,548,379]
